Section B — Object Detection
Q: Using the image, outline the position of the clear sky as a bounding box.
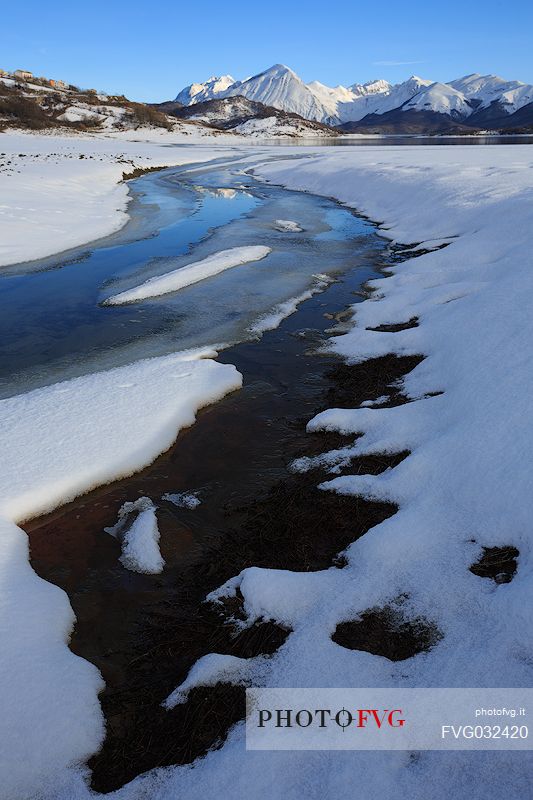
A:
[2,0,532,102]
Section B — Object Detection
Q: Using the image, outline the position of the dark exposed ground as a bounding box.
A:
[470,545,519,584]
[332,605,442,662]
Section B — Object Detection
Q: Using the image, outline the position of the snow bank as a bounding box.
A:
[0,351,241,522]
[0,516,104,800]
[104,245,272,304]
[0,350,241,797]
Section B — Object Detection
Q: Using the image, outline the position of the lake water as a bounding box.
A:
[255,135,533,146]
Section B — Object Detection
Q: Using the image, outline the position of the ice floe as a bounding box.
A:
[104,245,272,305]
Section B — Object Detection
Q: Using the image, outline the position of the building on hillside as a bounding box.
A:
[14,69,33,80]
[49,79,68,89]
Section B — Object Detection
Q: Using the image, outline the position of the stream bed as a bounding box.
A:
[19,159,407,789]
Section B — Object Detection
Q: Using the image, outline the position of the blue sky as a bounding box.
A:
[2,0,533,102]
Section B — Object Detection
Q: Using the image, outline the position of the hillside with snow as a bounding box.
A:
[174,65,533,132]
[157,95,338,137]
[0,74,182,134]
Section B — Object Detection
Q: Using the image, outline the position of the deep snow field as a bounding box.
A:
[1,127,533,799]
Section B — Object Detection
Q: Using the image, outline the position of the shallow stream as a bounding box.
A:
[0,156,380,398]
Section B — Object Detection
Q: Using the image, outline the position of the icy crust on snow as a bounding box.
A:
[0,349,241,797]
[162,491,201,509]
[104,246,272,304]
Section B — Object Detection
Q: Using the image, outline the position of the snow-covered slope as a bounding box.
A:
[165,95,338,137]
[23,139,533,800]
[449,73,533,113]
[174,65,533,128]
[175,74,235,105]
[0,75,178,134]
[403,81,473,118]
[338,75,433,122]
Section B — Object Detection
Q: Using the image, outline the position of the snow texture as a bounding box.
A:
[104,246,272,304]
[47,143,532,800]
[104,496,154,538]
[164,653,264,709]
[0,352,241,522]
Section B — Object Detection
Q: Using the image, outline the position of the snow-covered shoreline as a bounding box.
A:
[0,130,240,268]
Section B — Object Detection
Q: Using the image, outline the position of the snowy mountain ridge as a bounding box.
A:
[175,65,533,126]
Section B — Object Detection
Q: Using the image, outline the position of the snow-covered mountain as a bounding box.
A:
[223,64,330,122]
[175,74,235,106]
[174,65,533,130]
[402,81,473,118]
[448,73,533,113]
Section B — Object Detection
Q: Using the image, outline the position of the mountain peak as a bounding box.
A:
[258,63,295,77]
[175,74,235,104]
[406,74,430,84]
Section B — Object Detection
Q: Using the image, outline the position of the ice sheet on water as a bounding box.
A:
[273,219,304,232]
[162,491,201,509]
[104,246,272,305]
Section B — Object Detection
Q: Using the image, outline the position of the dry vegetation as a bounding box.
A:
[0,79,175,133]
